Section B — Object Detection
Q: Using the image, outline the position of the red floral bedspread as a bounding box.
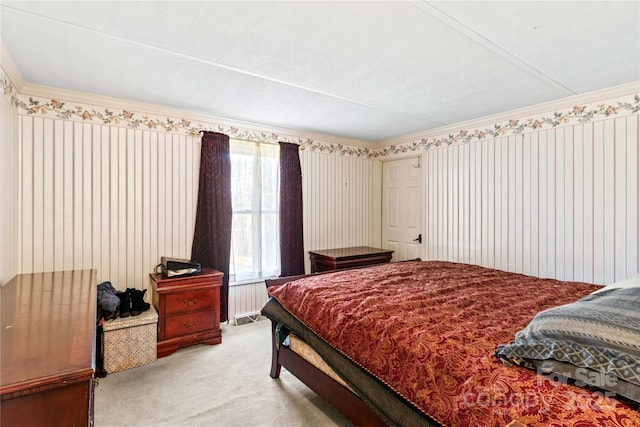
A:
[267,261,640,426]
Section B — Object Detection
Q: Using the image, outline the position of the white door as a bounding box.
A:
[382,157,423,261]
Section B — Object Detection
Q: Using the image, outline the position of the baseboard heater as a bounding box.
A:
[233,311,264,326]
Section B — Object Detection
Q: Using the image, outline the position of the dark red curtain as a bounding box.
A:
[279,142,305,276]
[191,132,232,322]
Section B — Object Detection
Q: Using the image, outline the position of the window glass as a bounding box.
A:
[229,140,280,282]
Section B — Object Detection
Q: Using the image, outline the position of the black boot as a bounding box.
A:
[116,291,131,318]
[127,288,150,316]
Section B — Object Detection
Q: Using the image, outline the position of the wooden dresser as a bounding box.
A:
[309,246,394,273]
[150,269,223,358]
[1,270,97,427]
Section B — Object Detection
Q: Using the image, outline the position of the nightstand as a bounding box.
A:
[150,268,223,358]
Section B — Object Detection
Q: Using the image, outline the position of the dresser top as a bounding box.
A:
[309,246,393,260]
[1,270,96,392]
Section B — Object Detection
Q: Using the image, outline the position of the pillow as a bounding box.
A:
[495,287,640,403]
[591,273,640,294]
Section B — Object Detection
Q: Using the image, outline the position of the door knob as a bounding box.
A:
[413,234,422,244]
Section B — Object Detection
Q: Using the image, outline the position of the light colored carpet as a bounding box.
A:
[95,319,354,427]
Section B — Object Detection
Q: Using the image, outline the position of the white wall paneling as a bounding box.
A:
[0,85,20,285]
[229,282,269,321]
[15,115,380,317]
[18,117,201,291]
[2,111,353,319]
[300,150,380,273]
[7,72,638,317]
[424,114,640,284]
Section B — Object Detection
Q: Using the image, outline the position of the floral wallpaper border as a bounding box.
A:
[2,67,639,159]
[380,94,640,156]
[1,69,21,113]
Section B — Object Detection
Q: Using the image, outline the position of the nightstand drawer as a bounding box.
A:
[164,310,217,340]
[164,289,216,315]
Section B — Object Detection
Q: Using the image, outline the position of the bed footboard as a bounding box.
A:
[267,319,388,427]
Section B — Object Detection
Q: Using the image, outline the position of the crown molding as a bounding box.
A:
[375,80,640,149]
[18,81,373,149]
[9,70,639,159]
[0,40,24,91]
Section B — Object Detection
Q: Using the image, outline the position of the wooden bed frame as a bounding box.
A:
[265,274,389,427]
[263,264,632,427]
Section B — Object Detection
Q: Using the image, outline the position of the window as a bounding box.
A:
[229,139,280,283]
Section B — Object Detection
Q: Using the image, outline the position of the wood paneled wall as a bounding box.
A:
[14,116,378,318]
[7,79,638,321]
[424,114,639,284]
[18,117,201,290]
[228,281,268,320]
[0,89,20,285]
[300,150,381,273]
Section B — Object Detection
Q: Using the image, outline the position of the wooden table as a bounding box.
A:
[309,246,394,273]
[150,269,223,358]
[1,270,97,427]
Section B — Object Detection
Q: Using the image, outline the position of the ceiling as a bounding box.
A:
[1,1,639,142]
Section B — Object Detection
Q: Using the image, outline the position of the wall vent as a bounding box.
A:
[233,311,264,326]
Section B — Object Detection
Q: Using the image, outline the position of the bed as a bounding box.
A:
[261,260,640,426]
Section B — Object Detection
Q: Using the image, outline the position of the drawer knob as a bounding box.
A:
[183,320,199,329]
[183,297,199,306]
